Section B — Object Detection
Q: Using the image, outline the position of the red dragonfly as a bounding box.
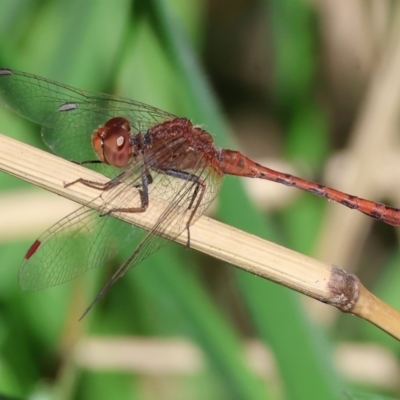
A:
[0,69,399,317]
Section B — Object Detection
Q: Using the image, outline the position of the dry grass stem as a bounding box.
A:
[1,133,400,339]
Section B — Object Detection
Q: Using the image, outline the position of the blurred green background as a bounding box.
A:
[0,0,400,399]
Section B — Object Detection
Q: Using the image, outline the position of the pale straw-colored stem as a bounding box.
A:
[1,132,400,340]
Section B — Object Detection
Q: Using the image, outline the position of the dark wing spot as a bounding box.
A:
[25,240,41,260]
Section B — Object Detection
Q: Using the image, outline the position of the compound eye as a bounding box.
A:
[102,128,131,167]
[92,117,132,167]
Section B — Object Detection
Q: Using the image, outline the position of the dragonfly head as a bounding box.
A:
[92,117,132,167]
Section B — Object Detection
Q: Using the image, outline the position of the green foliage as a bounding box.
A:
[0,0,398,399]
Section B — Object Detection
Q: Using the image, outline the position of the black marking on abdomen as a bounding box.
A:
[369,211,382,220]
[340,200,357,209]
[308,188,325,196]
[276,178,294,186]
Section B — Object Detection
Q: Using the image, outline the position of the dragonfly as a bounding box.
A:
[0,69,399,317]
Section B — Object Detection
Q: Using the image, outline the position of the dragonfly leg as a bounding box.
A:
[69,159,103,166]
[64,170,127,191]
[132,169,153,189]
[78,160,103,166]
[100,165,150,216]
[155,169,206,248]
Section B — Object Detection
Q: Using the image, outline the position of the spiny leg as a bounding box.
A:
[100,166,152,216]
[81,168,205,318]
[79,166,153,318]
[64,170,127,191]
[155,168,206,248]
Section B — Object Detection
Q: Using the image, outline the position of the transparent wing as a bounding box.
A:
[2,68,222,299]
[79,163,222,316]
[125,166,221,268]
[19,143,221,292]
[19,166,145,290]
[0,68,177,177]
[19,205,139,290]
